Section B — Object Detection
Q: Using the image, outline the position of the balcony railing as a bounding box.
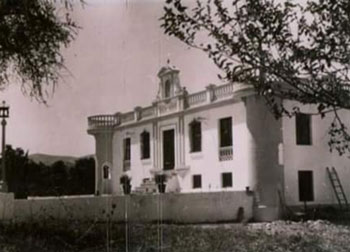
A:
[88,83,239,132]
[219,146,233,161]
[88,115,118,131]
[214,83,234,100]
[140,106,155,118]
[121,111,135,124]
[188,90,207,106]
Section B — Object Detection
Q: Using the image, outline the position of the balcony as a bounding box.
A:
[219,146,233,161]
[88,82,243,132]
[187,90,207,107]
[87,115,118,131]
[214,83,234,100]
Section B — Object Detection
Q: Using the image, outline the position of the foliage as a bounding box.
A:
[161,0,350,155]
[2,145,95,198]
[0,0,80,103]
[120,174,131,194]
[0,221,349,251]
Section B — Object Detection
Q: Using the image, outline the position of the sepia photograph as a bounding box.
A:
[0,0,350,251]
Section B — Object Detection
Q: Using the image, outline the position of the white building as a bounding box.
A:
[88,65,350,220]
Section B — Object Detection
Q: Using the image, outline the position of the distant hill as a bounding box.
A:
[29,153,78,166]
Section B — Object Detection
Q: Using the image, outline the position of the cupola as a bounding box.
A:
[156,61,182,100]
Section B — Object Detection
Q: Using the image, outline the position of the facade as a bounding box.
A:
[88,65,350,220]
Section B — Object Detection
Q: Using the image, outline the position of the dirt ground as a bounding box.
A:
[0,220,349,251]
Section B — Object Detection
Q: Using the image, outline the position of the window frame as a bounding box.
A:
[140,130,150,160]
[102,164,111,180]
[189,119,202,153]
[298,170,314,202]
[192,174,202,189]
[295,113,312,145]
[219,117,233,148]
[123,137,131,161]
[222,172,233,188]
[164,79,171,98]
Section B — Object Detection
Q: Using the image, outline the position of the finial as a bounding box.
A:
[166,58,170,65]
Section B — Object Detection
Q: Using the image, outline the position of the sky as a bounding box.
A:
[0,0,221,157]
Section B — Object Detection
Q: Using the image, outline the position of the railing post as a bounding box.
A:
[134,107,142,121]
[206,84,216,103]
[115,112,121,126]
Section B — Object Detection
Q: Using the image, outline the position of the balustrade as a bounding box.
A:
[88,115,117,130]
[219,146,233,161]
[121,112,135,123]
[187,90,207,106]
[214,83,234,100]
[141,106,155,118]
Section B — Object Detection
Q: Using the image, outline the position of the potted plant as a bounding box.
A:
[120,175,131,195]
[155,174,167,193]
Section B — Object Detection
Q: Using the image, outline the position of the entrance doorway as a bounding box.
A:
[298,170,314,202]
[163,129,175,170]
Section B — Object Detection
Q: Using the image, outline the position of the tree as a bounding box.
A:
[50,160,69,195]
[68,157,95,195]
[0,0,80,103]
[161,0,350,155]
[4,145,29,198]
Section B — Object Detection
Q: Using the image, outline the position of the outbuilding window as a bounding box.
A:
[296,113,312,145]
[298,170,314,202]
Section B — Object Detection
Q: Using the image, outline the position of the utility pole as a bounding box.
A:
[0,101,9,192]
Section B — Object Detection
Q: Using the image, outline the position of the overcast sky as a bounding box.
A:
[0,0,221,157]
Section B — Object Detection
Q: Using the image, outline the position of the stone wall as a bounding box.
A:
[12,191,253,223]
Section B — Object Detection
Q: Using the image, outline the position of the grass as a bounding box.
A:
[0,220,348,251]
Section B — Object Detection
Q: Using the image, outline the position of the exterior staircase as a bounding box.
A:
[326,167,349,210]
[133,178,158,194]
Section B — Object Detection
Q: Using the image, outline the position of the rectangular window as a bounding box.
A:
[219,117,233,161]
[163,129,175,170]
[296,113,312,145]
[193,174,202,189]
[123,138,131,171]
[298,170,314,202]
[124,138,131,160]
[222,172,232,188]
[219,117,232,147]
[190,120,202,152]
[140,131,150,159]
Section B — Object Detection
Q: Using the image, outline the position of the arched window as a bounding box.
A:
[189,120,202,152]
[164,80,171,98]
[103,165,111,179]
[140,130,150,159]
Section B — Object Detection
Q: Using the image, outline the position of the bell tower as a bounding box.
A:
[156,61,182,100]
